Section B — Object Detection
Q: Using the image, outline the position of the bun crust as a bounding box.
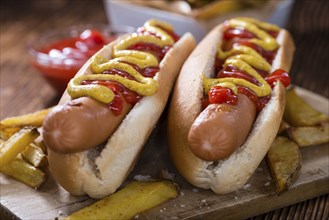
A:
[167,24,295,193]
[47,33,196,199]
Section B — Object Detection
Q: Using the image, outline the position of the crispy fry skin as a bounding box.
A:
[0,108,52,130]
[266,136,301,194]
[0,127,39,167]
[288,125,329,147]
[282,87,328,147]
[1,155,45,189]
[21,142,48,167]
[284,88,328,127]
[0,108,50,188]
[64,181,179,220]
[0,107,52,140]
[0,127,21,140]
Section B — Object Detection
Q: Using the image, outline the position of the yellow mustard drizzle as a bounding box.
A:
[203,17,281,98]
[67,19,175,104]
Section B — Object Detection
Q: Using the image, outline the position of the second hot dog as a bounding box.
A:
[168,17,295,194]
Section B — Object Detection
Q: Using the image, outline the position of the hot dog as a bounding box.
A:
[167,17,295,194]
[42,19,196,199]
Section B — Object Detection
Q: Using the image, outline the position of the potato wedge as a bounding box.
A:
[0,127,21,140]
[192,0,244,20]
[1,155,45,189]
[0,108,52,130]
[284,88,328,127]
[36,140,47,154]
[65,180,179,220]
[21,142,48,167]
[0,127,39,167]
[266,136,302,194]
[287,125,329,147]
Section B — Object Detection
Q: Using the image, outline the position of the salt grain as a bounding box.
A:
[180,204,186,208]
[265,182,270,186]
[243,183,251,189]
[161,169,175,180]
[192,188,199,193]
[133,174,152,181]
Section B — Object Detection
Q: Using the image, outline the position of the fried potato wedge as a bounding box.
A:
[65,181,179,220]
[0,127,21,140]
[287,125,329,147]
[284,88,328,127]
[0,108,52,130]
[192,0,244,19]
[1,155,45,189]
[266,136,302,194]
[0,127,39,167]
[21,142,48,167]
[37,140,47,154]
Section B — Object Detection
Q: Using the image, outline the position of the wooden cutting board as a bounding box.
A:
[1,86,328,220]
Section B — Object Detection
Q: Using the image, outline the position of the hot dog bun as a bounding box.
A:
[46,27,196,199]
[167,19,295,194]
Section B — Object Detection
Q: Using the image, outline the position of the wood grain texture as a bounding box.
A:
[0,0,328,219]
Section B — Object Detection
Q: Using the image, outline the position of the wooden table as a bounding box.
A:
[1,0,328,219]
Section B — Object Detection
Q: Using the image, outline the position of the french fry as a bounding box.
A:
[21,143,48,168]
[0,108,52,130]
[1,155,45,189]
[0,127,21,140]
[192,0,244,19]
[284,88,328,127]
[0,109,50,189]
[36,140,47,154]
[0,127,39,167]
[266,136,301,194]
[287,125,329,147]
[65,180,179,220]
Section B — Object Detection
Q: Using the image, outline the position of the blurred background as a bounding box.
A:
[1,0,328,116]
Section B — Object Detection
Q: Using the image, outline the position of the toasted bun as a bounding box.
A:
[167,24,295,193]
[47,33,196,199]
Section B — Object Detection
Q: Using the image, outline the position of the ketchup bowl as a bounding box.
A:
[28,24,134,94]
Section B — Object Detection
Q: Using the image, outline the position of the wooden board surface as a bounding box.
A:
[1,86,328,220]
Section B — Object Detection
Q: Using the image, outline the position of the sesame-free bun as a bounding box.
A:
[47,33,196,199]
[167,23,295,194]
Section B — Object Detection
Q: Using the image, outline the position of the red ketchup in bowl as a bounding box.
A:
[29,25,129,94]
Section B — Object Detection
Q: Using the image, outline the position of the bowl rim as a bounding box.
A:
[27,23,135,64]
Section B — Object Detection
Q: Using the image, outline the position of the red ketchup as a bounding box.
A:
[81,28,179,115]
[207,26,291,112]
[30,29,116,94]
[81,65,160,116]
